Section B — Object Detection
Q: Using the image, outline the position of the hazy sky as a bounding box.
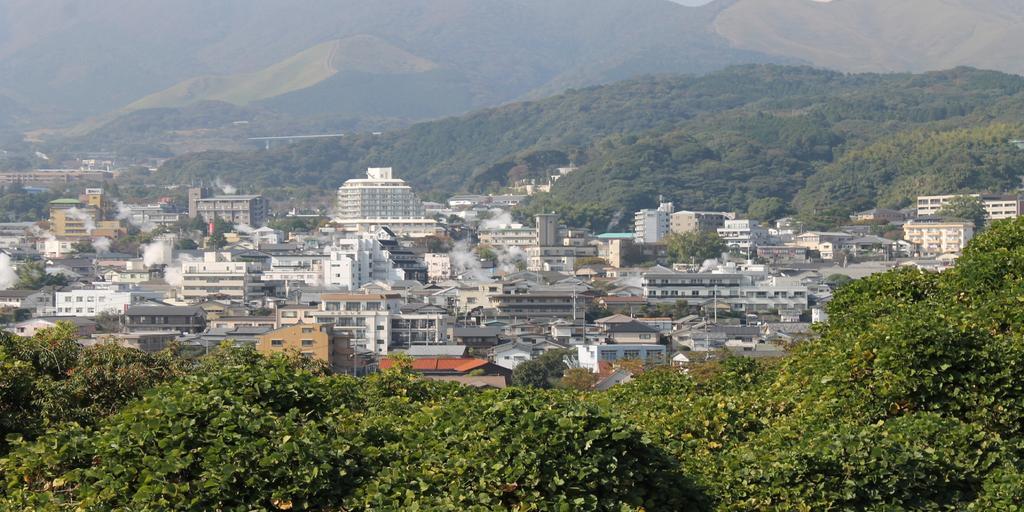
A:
[667,0,716,5]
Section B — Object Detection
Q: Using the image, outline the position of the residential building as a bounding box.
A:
[311,293,404,355]
[756,245,809,263]
[642,268,809,313]
[124,305,207,333]
[322,235,404,290]
[479,224,537,249]
[54,287,158,317]
[850,208,906,223]
[389,303,449,349]
[717,219,770,252]
[179,252,264,303]
[378,357,513,387]
[489,287,587,321]
[0,289,53,313]
[794,231,855,251]
[189,188,269,227]
[255,324,358,374]
[424,253,452,282]
[576,344,667,373]
[670,210,734,234]
[916,194,1021,220]
[333,167,440,237]
[903,219,975,255]
[634,202,673,244]
[8,317,97,337]
[120,204,183,228]
[490,340,566,370]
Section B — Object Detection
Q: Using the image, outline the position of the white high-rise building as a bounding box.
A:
[334,168,441,237]
[634,202,674,244]
[322,235,404,290]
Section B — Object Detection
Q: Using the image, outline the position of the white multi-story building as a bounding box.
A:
[54,286,163,317]
[642,267,809,313]
[577,344,667,373]
[425,253,452,282]
[322,236,404,290]
[916,194,1021,220]
[903,219,975,255]
[180,252,264,303]
[311,293,403,355]
[634,202,674,244]
[479,224,537,249]
[333,167,440,237]
[717,219,770,252]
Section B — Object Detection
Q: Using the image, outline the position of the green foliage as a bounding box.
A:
[0,326,187,454]
[511,349,573,389]
[16,261,68,290]
[938,195,988,230]
[665,231,728,265]
[746,197,788,221]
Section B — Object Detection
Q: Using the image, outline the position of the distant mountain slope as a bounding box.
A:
[0,0,784,127]
[126,36,439,111]
[715,0,1024,74]
[156,66,1024,229]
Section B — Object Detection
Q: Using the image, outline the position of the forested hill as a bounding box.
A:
[157,65,1024,228]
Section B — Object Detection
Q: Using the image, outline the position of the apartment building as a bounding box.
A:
[670,210,734,234]
[179,252,264,303]
[311,293,403,355]
[717,219,770,251]
[642,268,809,313]
[120,204,183,228]
[255,324,358,374]
[479,224,537,249]
[634,202,674,244]
[903,219,975,255]
[488,288,587,321]
[333,167,440,237]
[322,235,404,290]
[124,305,207,334]
[425,253,452,282]
[54,287,160,317]
[191,192,269,227]
[916,194,1021,220]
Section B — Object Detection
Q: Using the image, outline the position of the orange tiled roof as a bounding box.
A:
[379,358,490,373]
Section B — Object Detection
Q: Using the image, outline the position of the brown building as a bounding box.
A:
[256,323,366,374]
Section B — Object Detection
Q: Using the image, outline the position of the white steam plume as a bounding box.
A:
[496,246,527,274]
[115,201,157,233]
[0,254,17,290]
[215,178,237,195]
[450,241,489,281]
[141,240,173,267]
[66,207,96,234]
[163,254,198,288]
[479,209,514,231]
[93,237,111,254]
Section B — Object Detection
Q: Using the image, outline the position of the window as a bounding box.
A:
[301,339,315,347]
[301,327,314,334]
[271,340,283,347]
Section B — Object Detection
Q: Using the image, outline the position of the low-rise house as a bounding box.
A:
[0,289,54,313]
[490,340,566,370]
[124,305,207,334]
[9,316,97,337]
[450,326,504,349]
[576,344,667,373]
[379,357,513,386]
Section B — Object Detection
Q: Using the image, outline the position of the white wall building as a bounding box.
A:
[54,286,162,317]
[333,167,440,237]
[717,219,770,252]
[180,252,264,303]
[577,344,667,373]
[425,253,452,282]
[634,202,674,244]
[322,236,404,290]
[916,194,1021,220]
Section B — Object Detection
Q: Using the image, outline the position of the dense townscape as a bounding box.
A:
[3,1,1024,509]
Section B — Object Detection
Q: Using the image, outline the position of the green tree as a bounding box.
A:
[937,195,987,230]
[511,349,573,389]
[665,231,727,265]
[747,197,788,221]
[15,261,67,290]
